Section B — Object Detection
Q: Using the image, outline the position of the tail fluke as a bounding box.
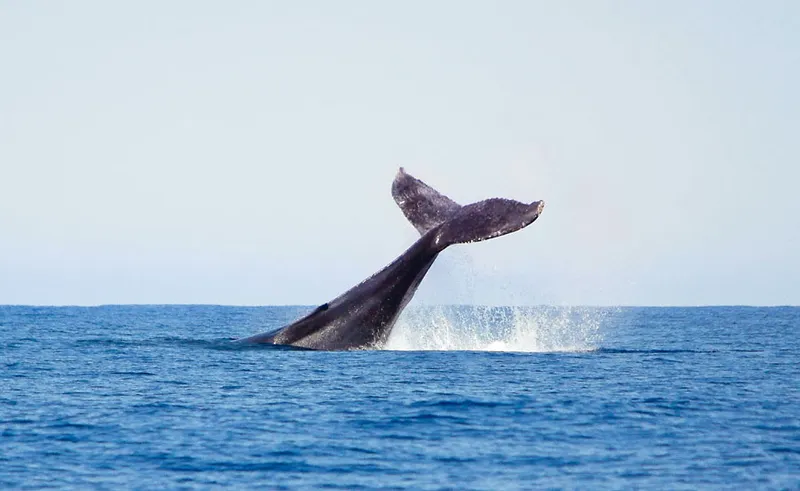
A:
[432,198,544,251]
[392,167,462,235]
[392,168,544,251]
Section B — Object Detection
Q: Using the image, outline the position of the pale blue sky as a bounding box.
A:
[1,1,798,306]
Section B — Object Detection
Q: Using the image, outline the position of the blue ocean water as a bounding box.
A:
[1,305,798,489]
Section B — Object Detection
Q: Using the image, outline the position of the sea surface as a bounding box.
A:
[1,305,799,489]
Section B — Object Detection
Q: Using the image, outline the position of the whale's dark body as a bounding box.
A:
[237,169,544,350]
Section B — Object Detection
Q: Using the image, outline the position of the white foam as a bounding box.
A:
[384,306,607,352]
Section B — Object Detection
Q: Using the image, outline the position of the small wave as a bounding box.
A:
[109,370,157,376]
[72,336,216,349]
[597,348,763,354]
[70,336,307,352]
[409,398,517,409]
[385,306,608,352]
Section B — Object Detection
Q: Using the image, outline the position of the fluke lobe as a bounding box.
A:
[236,168,544,350]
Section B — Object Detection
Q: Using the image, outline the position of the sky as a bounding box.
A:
[1,1,798,306]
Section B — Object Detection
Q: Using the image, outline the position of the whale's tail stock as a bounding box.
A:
[391,168,544,251]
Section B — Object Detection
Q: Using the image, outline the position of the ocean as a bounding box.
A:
[1,305,798,489]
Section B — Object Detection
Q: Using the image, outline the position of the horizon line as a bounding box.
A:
[1,303,798,309]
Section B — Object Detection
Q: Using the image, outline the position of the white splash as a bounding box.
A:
[384,305,607,352]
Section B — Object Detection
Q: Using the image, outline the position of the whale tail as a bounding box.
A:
[391,168,544,252]
[392,167,462,235]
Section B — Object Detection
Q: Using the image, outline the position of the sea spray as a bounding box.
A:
[385,305,610,352]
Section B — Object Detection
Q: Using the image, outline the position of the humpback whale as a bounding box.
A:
[237,168,544,350]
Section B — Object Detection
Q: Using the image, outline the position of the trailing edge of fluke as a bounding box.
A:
[236,168,544,350]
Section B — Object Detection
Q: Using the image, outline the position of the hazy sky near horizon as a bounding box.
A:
[1,1,798,306]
